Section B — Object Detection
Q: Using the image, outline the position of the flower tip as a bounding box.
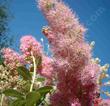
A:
[90,41,95,48]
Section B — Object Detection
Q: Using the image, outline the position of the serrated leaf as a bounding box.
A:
[17,66,31,81]
[10,99,26,106]
[25,91,41,106]
[3,89,24,99]
[36,86,53,96]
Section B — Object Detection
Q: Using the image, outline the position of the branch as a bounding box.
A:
[30,52,37,92]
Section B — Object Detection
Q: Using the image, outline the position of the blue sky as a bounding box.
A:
[9,0,110,98]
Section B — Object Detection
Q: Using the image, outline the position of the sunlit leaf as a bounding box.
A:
[3,89,24,99]
[25,91,41,106]
[10,99,26,106]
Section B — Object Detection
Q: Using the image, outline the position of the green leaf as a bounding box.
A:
[3,89,24,99]
[0,56,4,65]
[37,77,45,82]
[35,86,53,106]
[25,91,41,106]
[22,81,31,94]
[10,99,26,106]
[36,86,53,96]
[17,66,32,81]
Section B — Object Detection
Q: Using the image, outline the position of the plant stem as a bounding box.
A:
[0,94,4,106]
[30,52,37,92]
[44,99,49,106]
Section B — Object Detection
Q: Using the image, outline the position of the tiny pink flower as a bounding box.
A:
[20,35,42,60]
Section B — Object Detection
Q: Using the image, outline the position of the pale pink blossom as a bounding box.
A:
[20,35,42,59]
[2,48,25,69]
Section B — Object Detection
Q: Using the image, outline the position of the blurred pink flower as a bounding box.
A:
[38,55,53,79]
[99,99,110,106]
[93,98,110,106]
[20,35,42,59]
[2,48,25,69]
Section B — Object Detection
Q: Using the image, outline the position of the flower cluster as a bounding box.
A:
[1,35,53,81]
[38,0,110,106]
[0,35,54,106]
[20,35,42,59]
[38,0,86,35]
[38,55,53,79]
[0,65,19,90]
[2,48,24,70]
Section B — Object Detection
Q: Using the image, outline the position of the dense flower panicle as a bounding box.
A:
[38,55,53,79]
[55,69,95,105]
[39,0,89,76]
[52,59,97,105]
[38,0,86,36]
[51,92,82,106]
[2,48,24,70]
[38,0,102,105]
[52,39,92,69]
[20,35,42,59]
[50,43,98,105]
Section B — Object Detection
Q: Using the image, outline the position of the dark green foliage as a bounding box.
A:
[36,86,53,96]
[3,86,53,106]
[3,89,24,99]
[17,66,32,81]
[2,64,53,106]
[10,99,26,106]
[0,55,3,65]
[25,91,41,106]
[0,0,13,50]
[0,5,8,36]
